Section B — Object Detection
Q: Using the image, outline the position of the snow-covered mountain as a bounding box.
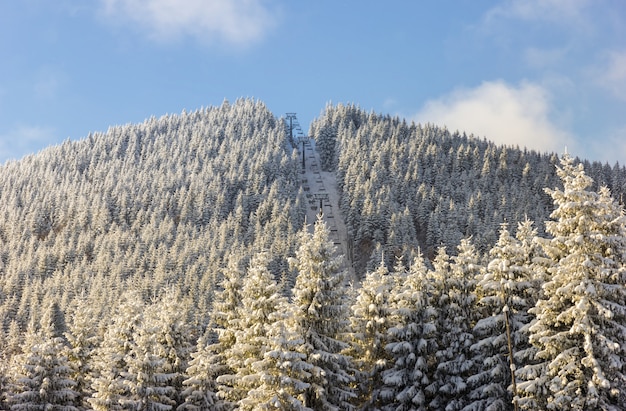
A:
[1,99,625,410]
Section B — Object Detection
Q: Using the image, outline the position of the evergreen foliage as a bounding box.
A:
[518,155,626,410]
[349,258,395,409]
[1,101,626,411]
[8,304,78,411]
[380,253,438,410]
[289,215,356,411]
[431,241,480,411]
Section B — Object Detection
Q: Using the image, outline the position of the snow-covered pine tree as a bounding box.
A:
[518,155,626,410]
[182,255,244,411]
[120,318,177,411]
[349,257,395,410]
[513,219,548,410]
[315,121,337,172]
[8,303,78,411]
[465,222,536,411]
[64,297,102,411]
[239,306,313,411]
[148,290,196,409]
[432,240,480,411]
[217,251,287,406]
[178,331,222,411]
[380,252,438,411]
[89,292,145,411]
[290,215,356,411]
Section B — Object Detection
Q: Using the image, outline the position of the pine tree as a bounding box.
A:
[239,308,313,411]
[315,121,337,172]
[380,253,438,411]
[8,303,78,411]
[89,292,145,411]
[64,297,102,411]
[120,320,177,411]
[518,155,626,410]
[432,240,480,411]
[466,223,536,411]
[289,215,356,410]
[217,252,287,405]
[349,258,395,410]
[178,332,221,411]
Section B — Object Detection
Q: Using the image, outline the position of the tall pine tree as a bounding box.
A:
[519,155,626,410]
[349,258,395,409]
[289,215,356,410]
[380,253,438,411]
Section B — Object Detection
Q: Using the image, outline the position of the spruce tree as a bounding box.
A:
[315,121,337,172]
[432,240,480,411]
[120,322,177,411]
[465,223,536,411]
[8,303,78,411]
[89,292,145,411]
[148,290,195,409]
[239,309,313,411]
[217,252,287,405]
[290,215,356,410]
[64,297,101,411]
[380,253,438,411]
[187,256,244,411]
[349,258,395,410]
[178,331,221,411]
[519,155,626,410]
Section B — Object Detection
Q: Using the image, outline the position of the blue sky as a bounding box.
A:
[1,0,625,164]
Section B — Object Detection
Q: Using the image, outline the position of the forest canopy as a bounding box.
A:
[0,99,625,410]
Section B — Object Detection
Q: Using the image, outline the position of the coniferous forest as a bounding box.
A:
[1,99,625,410]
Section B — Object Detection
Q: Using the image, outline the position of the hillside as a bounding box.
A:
[310,103,626,273]
[0,99,305,331]
[1,99,625,410]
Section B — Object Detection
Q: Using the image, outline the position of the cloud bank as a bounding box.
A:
[100,0,279,46]
[414,81,575,155]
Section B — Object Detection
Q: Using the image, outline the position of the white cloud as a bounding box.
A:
[594,50,626,101]
[414,81,575,155]
[0,126,57,163]
[99,0,279,46]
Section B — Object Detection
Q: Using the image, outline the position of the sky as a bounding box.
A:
[1,0,625,164]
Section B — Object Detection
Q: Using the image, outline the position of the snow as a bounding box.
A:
[299,136,354,281]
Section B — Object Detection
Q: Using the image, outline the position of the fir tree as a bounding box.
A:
[349,258,395,410]
[218,252,287,405]
[289,215,356,411]
[8,303,78,411]
[432,240,480,411]
[465,223,536,411]
[519,155,626,410]
[380,253,438,411]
